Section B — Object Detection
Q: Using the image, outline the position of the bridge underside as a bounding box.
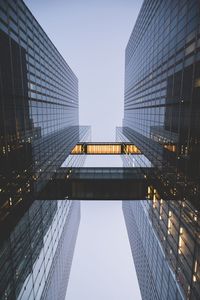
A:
[38,167,152,200]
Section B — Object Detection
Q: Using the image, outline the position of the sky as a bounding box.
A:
[67,201,141,300]
[24,1,143,299]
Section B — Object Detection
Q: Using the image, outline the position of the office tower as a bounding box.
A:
[0,0,90,299]
[0,200,80,300]
[118,0,200,299]
[123,201,183,300]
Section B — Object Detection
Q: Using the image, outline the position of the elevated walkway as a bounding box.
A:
[70,142,141,155]
[38,167,154,200]
[37,142,157,200]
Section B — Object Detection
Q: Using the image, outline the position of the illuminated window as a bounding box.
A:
[70,143,141,154]
[124,144,141,154]
[71,144,84,154]
[163,144,176,152]
[87,144,121,154]
[178,227,183,254]
[168,211,172,235]
[194,78,200,88]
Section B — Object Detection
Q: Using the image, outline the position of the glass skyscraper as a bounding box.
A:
[1,0,200,299]
[0,0,90,299]
[118,0,200,299]
[1,200,81,300]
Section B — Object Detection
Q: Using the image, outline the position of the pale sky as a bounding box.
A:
[67,201,141,300]
[24,1,143,299]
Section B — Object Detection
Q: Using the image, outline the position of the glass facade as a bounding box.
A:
[0,200,80,300]
[123,0,200,205]
[0,0,90,299]
[123,201,184,300]
[118,0,200,299]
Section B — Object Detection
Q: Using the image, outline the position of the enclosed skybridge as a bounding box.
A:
[38,142,154,200]
[70,143,141,155]
[39,167,154,200]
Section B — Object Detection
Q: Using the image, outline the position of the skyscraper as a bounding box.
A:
[118,0,200,299]
[0,0,90,299]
